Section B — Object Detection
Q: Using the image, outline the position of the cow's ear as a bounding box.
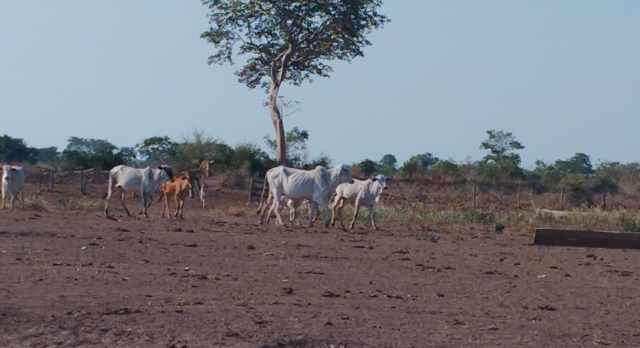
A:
[158,166,163,170]
[372,177,377,181]
[10,168,16,172]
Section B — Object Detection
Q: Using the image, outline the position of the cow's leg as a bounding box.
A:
[272,191,286,226]
[337,198,347,229]
[173,195,180,218]
[177,198,185,219]
[267,198,281,225]
[312,209,320,223]
[104,185,113,216]
[292,201,303,226]
[118,189,132,217]
[287,200,297,225]
[1,188,5,210]
[307,201,319,227]
[330,195,342,227]
[311,197,330,227]
[258,191,274,224]
[349,200,361,229]
[162,192,170,219]
[141,192,149,218]
[369,206,378,230]
[321,200,331,228]
[10,193,15,210]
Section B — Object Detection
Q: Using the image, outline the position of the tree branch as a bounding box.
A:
[277,44,294,85]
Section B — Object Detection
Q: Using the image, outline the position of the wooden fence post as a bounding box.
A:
[249,178,254,202]
[516,185,521,210]
[49,171,55,191]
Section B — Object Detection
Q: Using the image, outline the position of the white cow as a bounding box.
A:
[331,174,389,230]
[260,164,354,227]
[2,165,26,210]
[104,164,174,218]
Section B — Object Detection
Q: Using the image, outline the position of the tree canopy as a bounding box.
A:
[201,0,389,164]
[201,0,390,90]
[479,129,525,181]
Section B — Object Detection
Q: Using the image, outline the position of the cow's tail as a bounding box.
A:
[256,179,269,215]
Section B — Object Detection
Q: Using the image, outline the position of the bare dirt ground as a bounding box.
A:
[1,182,640,347]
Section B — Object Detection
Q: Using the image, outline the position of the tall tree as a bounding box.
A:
[201,0,390,165]
[479,129,525,182]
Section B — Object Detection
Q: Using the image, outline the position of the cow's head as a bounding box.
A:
[372,174,389,190]
[334,163,354,184]
[158,165,174,180]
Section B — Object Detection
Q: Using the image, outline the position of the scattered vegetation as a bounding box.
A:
[328,202,640,232]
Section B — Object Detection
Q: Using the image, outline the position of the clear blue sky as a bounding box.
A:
[1,1,638,168]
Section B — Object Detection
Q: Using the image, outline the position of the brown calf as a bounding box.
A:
[157,173,193,219]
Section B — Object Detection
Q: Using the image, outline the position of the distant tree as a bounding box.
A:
[264,127,309,167]
[415,153,439,170]
[555,153,595,176]
[379,154,397,168]
[60,137,124,170]
[308,152,332,169]
[537,161,563,188]
[479,129,525,182]
[358,159,377,177]
[399,158,419,179]
[66,137,113,154]
[378,154,397,175]
[231,143,275,177]
[35,147,59,165]
[430,159,461,180]
[172,129,221,171]
[136,136,176,165]
[0,135,38,164]
[399,153,439,179]
[201,0,389,165]
[209,143,235,172]
[118,147,138,167]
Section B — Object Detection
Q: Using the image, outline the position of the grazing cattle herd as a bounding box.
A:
[1,163,390,228]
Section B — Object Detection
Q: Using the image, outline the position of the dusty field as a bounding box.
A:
[1,182,640,347]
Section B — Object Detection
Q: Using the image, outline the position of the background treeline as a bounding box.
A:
[1,129,638,207]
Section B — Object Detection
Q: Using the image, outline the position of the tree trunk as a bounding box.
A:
[268,82,288,166]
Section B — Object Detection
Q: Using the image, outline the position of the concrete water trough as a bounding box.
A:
[533,228,640,249]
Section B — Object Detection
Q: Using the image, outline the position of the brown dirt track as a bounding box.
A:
[1,183,640,347]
